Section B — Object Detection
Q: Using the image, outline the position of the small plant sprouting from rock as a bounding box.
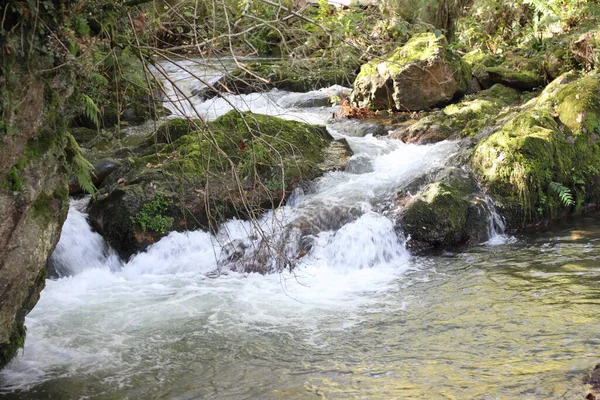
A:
[132,196,174,234]
[550,181,575,207]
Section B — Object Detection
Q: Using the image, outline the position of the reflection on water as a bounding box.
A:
[1,215,600,399]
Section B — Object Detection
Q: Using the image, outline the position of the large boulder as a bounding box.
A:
[398,170,490,251]
[350,33,471,111]
[472,71,600,228]
[87,112,352,259]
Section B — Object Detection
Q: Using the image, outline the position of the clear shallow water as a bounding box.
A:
[1,215,600,399]
[1,59,598,399]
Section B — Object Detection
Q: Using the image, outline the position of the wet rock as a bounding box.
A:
[217,204,363,274]
[472,71,600,228]
[0,73,72,368]
[350,33,471,111]
[277,86,351,109]
[328,118,388,137]
[319,139,353,172]
[87,111,353,260]
[397,170,489,251]
[346,154,374,174]
[69,159,120,195]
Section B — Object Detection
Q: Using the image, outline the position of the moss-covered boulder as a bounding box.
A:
[350,33,471,111]
[390,84,521,143]
[472,52,545,91]
[88,111,352,259]
[399,171,490,251]
[153,118,204,144]
[472,72,600,228]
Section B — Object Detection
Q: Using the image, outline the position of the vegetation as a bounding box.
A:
[132,196,175,234]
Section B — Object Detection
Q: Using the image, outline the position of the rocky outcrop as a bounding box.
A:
[472,71,600,228]
[350,33,471,111]
[0,70,74,368]
[87,112,353,259]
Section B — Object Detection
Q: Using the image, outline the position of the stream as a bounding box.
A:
[0,58,598,399]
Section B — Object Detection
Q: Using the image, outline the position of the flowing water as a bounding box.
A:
[0,59,599,399]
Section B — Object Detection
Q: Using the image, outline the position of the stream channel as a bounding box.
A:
[0,58,599,399]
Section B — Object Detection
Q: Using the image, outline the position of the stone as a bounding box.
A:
[87,111,353,260]
[350,33,471,111]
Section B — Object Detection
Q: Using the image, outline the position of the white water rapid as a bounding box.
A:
[0,58,522,398]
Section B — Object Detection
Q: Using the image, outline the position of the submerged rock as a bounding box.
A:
[87,111,353,259]
[350,33,471,111]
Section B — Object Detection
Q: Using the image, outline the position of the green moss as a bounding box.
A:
[3,158,27,191]
[31,192,55,223]
[443,84,520,136]
[403,182,469,245]
[131,196,174,234]
[462,50,499,68]
[155,118,204,144]
[0,323,26,370]
[359,33,444,77]
[23,129,61,160]
[538,74,600,135]
[485,66,544,90]
[401,84,521,142]
[159,111,331,189]
[472,104,598,224]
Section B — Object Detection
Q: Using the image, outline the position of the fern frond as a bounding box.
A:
[550,181,575,207]
[81,93,101,129]
[65,133,97,195]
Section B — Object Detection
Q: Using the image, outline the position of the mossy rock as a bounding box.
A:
[472,72,600,227]
[390,84,521,143]
[87,111,352,259]
[400,172,489,250]
[351,33,472,111]
[153,118,204,144]
[473,52,545,91]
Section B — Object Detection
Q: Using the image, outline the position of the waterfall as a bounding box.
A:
[48,198,120,278]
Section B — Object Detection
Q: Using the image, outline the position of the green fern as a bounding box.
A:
[81,93,101,129]
[549,181,575,207]
[65,134,96,195]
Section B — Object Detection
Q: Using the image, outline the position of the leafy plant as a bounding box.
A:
[549,181,575,206]
[132,196,174,234]
[65,134,96,194]
[80,93,101,130]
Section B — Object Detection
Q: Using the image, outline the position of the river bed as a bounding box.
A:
[0,58,598,399]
